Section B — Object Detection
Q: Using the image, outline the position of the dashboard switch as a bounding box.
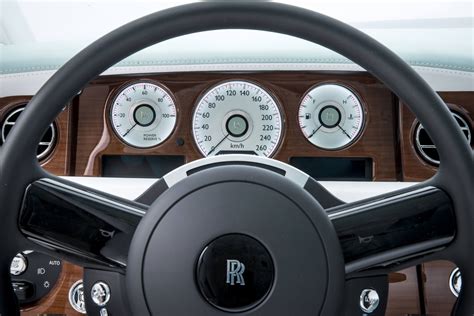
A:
[12,281,34,301]
[69,279,87,314]
[10,253,28,276]
[91,281,111,306]
[449,267,462,297]
[10,251,62,305]
[359,288,380,313]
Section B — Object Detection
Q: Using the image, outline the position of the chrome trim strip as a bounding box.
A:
[162,155,309,188]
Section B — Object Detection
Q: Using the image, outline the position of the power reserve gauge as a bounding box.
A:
[298,84,365,150]
[110,81,177,148]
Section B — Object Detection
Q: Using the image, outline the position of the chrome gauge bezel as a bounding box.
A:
[191,80,285,158]
[1,106,58,161]
[108,80,178,149]
[297,82,367,151]
[414,111,472,166]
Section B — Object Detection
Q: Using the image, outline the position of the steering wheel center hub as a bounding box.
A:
[196,234,274,312]
[126,164,344,315]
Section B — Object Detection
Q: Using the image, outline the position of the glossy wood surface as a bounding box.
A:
[0,96,72,176]
[74,72,399,180]
[400,92,474,181]
[423,261,458,316]
[386,268,421,315]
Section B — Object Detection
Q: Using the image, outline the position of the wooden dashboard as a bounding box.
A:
[0,71,472,315]
[74,72,398,179]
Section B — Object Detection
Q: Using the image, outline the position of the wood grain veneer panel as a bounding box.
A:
[423,261,458,316]
[386,268,421,316]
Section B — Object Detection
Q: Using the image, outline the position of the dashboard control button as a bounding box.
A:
[91,281,111,306]
[359,288,380,313]
[449,267,462,297]
[69,280,87,314]
[10,253,28,276]
[11,251,62,305]
[12,281,34,301]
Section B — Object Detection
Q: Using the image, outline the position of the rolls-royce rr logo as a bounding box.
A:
[226,259,245,286]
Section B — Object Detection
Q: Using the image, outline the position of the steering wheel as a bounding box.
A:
[0,2,472,315]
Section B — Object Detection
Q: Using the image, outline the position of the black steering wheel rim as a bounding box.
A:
[0,2,472,315]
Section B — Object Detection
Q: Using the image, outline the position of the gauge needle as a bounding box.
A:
[338,124,352,139]
[122,123,138,137]
[208,134,230,156]
[307,125,323,139]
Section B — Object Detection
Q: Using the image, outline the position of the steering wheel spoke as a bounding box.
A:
[19,176,147,270]
[328,182,456,274]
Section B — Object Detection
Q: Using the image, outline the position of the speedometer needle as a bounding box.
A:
[338,124,352,139]
[122,123,138,137]
[208,133,229,155]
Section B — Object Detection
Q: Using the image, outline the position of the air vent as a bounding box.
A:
[1,107,57,161]
[415,111,472,165]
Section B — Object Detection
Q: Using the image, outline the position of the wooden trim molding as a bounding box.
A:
[0,96,72,176]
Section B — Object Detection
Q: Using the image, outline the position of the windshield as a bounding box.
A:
[1,0,472,44]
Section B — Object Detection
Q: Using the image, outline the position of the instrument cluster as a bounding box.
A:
[108,79,367,156]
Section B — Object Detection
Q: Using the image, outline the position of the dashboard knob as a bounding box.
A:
[10,253,28,276]
[91,281,111,307]
[12,281,34,301]
[359,288,380,313]
[68,280,87,314]
[449,267,462,297]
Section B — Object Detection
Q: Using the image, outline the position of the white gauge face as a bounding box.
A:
[298,84,365,150]
[192,81,283,157]
[110,82,177,148]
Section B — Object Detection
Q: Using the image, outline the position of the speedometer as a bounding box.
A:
[192,81,283,157]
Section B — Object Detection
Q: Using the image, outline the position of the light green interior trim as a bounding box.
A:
[1,29,473,74]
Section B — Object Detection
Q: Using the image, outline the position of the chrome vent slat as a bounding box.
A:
[1,106,57,161]
[415,111,472,166]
